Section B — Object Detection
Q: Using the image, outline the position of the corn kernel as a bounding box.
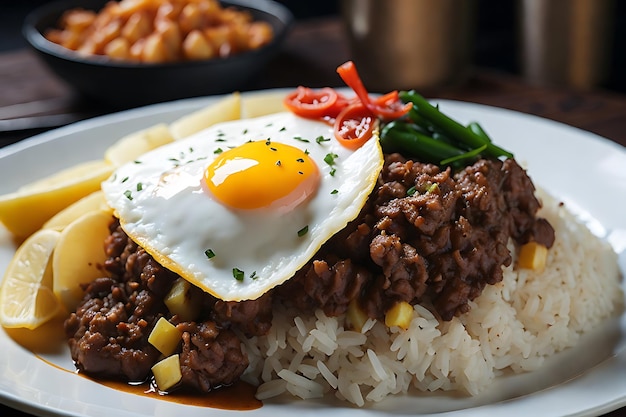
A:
[152,354,182,392]
[148,317,182,356]
[518,241,548,271]
[384,301,413,330]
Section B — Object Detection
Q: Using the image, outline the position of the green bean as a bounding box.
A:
[467,122,492,143]
[381,121,463,163]
[399,91,514,159]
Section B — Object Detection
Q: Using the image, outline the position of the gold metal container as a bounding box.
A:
[341,0,476,92]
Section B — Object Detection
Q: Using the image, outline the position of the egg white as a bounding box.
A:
[101,112,383,301]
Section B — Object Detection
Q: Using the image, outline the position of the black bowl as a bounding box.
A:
[23,0,293,109]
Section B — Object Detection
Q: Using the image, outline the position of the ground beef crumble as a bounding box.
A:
[64,155,554,393]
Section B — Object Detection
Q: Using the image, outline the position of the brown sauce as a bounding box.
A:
[94,377,262,410]
[40,359,262,410]
[15,320,262,411]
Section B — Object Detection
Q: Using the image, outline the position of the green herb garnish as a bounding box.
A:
[316,136,330,144]
[233,268,245,281]
[297,225,309,237]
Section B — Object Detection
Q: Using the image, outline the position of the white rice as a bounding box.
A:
[244,189,624,406]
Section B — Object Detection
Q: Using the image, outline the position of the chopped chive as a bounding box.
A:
[276,160,282,166]
[330,167,336,176]
[250,271,258,280]
[134,160,142,164]
[214,148,223,154]
[123,190,133,200]
[243,128,248,134]
[215,138,226,142]
[304,149,310,155]
[297,225,309,237]
[136,182,143,191]
[298,171,303,175]
[406,186,417,196]
[324,152,338,165]
[296,158,304,163]
[279,126,286,132]
[293,136,309,143]
[233,268,245,281]
[331,189,339,194]
[205,249,216,259]
[121,176,129,183]
[316,136,330,144]
[270,147,277,151]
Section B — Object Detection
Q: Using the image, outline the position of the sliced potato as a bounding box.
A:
[43,191,110,231]
[52,209,113,312]
[169,92,241,140]
[104,123,174,166]
[0,160,113,238]
[241,90,286,118]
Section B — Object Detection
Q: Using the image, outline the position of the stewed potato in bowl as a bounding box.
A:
[23,0,293,107]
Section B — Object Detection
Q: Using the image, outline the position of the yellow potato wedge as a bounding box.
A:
[104,123,174,166]
[0,228,62,329]
[52,209,113,312]
[169,92,241,140]
[0,160,113,238]
[241,91,287,118]
[43,190,111,231]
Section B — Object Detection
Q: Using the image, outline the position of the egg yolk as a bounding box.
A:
[205,140,320,211]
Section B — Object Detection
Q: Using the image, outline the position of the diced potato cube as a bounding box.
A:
[164,278,203,322]
[518,241,548,271]
[152,354,182,392]
[148,317,182,356]
[346,299,368,333]
[384,301,413,330]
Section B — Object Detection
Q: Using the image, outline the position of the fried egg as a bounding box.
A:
[101,112,383,301]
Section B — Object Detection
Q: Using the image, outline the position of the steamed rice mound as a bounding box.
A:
[239,189,623,406]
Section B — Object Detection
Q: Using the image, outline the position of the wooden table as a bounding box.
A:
[1,16,625,417]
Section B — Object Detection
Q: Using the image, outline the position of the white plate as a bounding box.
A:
[1,91,625,417]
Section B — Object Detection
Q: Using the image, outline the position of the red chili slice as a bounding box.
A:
[283,86,339,119]
[333,103,376,150]
[336,61,412,120]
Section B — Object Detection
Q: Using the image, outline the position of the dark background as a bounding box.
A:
[1,0,625,93]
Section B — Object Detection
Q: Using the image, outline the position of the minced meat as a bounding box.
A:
[278,155,555,321]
